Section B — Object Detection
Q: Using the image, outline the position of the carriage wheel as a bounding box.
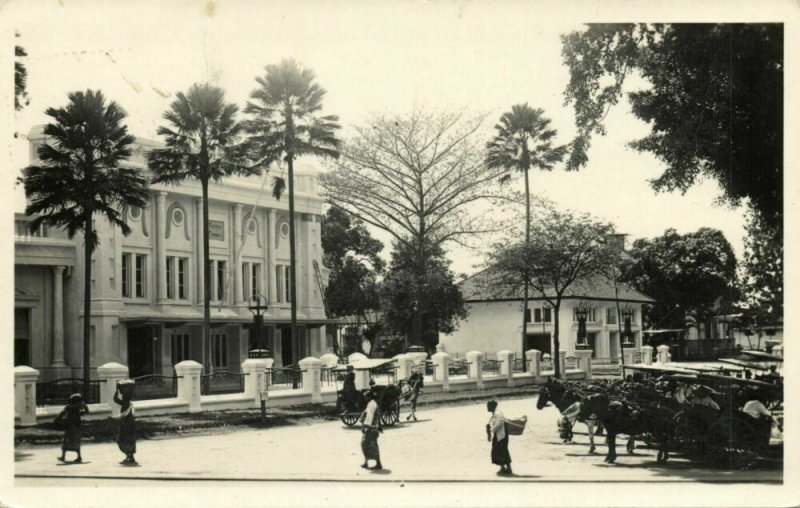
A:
[705,417,762,469]
[340,412,361,427]
[672,411,701,453]
[380,400,400,426]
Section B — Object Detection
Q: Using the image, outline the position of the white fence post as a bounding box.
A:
[432,351,450,390]
[348,352,368,364]
[319,353,339,368]
[573,350,593,379]
[14,366,39,426]
[656,345,670,363]
[526,349,541,377]
[175,360,203,412]
[97,362,129,417]
[242,358,267,405]
[465,350,484,389]
[393,353,412,380]
[299,357,323,403]
[641,345,654,365]
[497,350,514,387]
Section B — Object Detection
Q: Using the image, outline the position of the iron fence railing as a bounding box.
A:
[320,367,342,386]
[448,359,469,377]
[369,363,397,385]
[36,378,104,406]
[265,367,304,389]
[512,358,526,373]
[200,370,246,395]
[132,374,179,400]
[482,359,502,376]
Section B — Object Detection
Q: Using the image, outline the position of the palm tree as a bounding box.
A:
[147,83,258,374]
[23,90,149,396]
[486,104,567,372]
[244,59,341,374]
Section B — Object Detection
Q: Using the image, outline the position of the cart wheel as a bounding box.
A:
[341,413,360,427]
[380,400,400,426]
[705,416,762,469]
[672,410,700,452]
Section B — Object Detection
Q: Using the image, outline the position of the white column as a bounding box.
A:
[97,362,129,417]
[175,360,203,412]
[465,350,484,388]
[156,191,168,303]
[526,349,541,377]
[267,209,277,304]
[623,347,636,366]
[431,351,450,390]
[195,198,204,305]
[656,345,671,363]
[242,358,267,405]
[641,345,654,365]
[233,204,244,305]
[497,350,515,387]
[558,350,566,378]
[14,366,39,426]
[51,265,66,367]
[574,350,593,379]
[298,356,323,403]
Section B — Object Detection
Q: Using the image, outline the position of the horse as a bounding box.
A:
[537,378,604,453]
[578,393,675,464]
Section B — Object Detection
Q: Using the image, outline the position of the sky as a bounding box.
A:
[5,0,787,276]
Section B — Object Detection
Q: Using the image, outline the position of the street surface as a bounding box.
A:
[15,397,781,484]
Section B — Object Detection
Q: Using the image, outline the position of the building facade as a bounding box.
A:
[440,270,654,362]
[14,126,332,381]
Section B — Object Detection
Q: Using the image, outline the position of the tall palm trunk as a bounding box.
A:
[288,154,299,384]
[83,215,93,398]
[521,166,531,372]
[202,178,212,374]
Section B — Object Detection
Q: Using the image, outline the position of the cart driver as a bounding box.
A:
[342,365,357,398]
[742,391,782,431]
[690,385,720,412]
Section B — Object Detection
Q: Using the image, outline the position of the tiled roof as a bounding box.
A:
[459,267,655,303]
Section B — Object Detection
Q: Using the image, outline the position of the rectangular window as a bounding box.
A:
[284,266,292,303]
[171,333,190,365]
[242,263,250,302]
[213,333,228,368]
[178,258,187,300]
[534,308,552,323]
[215,261,227,301]
[166,257,175,299]
[251,263,261,300]
[276,265,284,303]
[573,307,597,322]
[135,254,146,298]
[606,307,617,325]
[121,253,131,297]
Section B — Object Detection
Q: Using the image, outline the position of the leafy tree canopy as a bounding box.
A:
[562,23,783,229]
[622,228,738,330]
[15,34,29,111]
[739,210,782,325]
[321,206,385,273]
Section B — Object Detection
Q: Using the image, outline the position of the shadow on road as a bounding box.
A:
[14,451,34,462]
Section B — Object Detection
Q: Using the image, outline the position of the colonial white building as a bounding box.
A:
[14,126,332,381]
[440,269,654,362]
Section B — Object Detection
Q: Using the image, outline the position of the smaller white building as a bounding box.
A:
[440,269,655,362]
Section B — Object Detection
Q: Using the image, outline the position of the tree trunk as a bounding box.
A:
[202,178,212,374]
[82,216,93,399]
[553,300,561,378]
[521,166,531,371]
[288,154,299,385]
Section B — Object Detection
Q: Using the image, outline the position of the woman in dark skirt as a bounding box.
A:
[57,393,89,463]
[114,380,137,464]
[359,390,383,470]
[486,399,512,474]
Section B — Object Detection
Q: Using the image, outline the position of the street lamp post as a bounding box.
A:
[247,294,270,357]
[575,301,589,349]
[622,304,635,348]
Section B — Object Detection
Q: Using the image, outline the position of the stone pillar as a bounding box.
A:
[656,345,670,363]
[641,345,654,365]
[348,352,368,364]
[51,265,66,367]
[772,345,783,358]
[14,366,39,426]
[431,351,450,390]
[97,362,129,417]
[233,204,244,305]
[267,209,278,304]
[319,352,339,369]
[526,349,541,377]
[407,352,428,369]
[574,350,593,379]
[156,191,168,303]
[558,350,566,377]
[497,350,515,387]
[242,358,267,404]
[435,343,445,353]
[354,368,370,390]
[623,347,636,366]
[465,350,484,388]
[263,357,275,387]
[393,353,413,380]
[175,360,203,412]
[298,357,323,403]
[194,198,204,306]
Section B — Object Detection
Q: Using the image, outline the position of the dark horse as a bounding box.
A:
[578,393,675,463]
[537,378,605,453]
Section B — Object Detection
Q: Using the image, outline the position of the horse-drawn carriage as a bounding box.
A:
[334,358,418,427]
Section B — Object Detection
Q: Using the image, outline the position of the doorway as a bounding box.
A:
[525,333,551,356]
[127,326,155,377]
[586,332,598,357]
[280,327,293,367]
[14,308,30,366]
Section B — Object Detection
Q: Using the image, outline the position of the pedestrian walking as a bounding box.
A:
[359,390,383,470]
[56,393,89,463]
[486,399,512,475]
[405,369,424,421]
[114,379,137,465]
